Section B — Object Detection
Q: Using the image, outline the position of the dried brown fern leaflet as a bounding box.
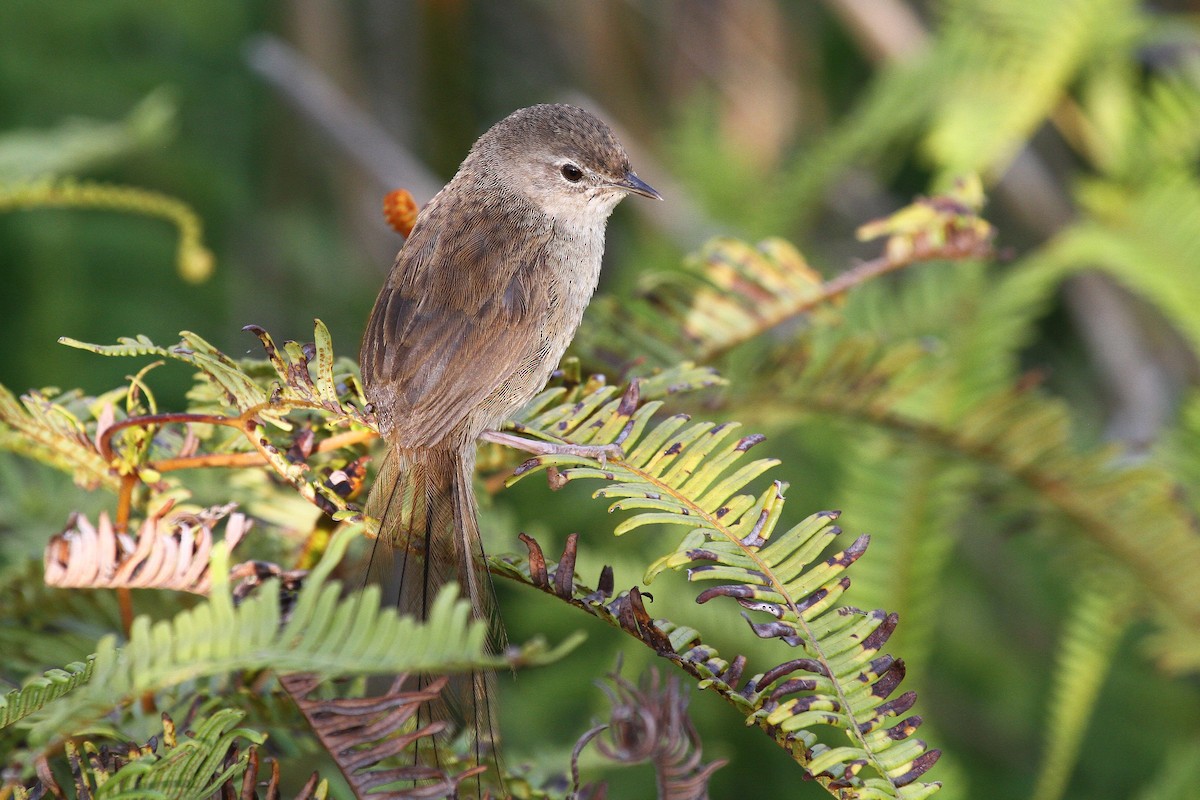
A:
[569,666,726,800]
[280,673,483,799]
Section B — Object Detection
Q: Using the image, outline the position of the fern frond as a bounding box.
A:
[767,332,1200,666]
[1036,175,1200,356]
[927,0,1140,175]
[58,319,368,428]
[500,375,941,797]
[577,198,992,370]
[0,385,117,491]
[1031,572,1135,800]
[281,673,485,798]
[43,504,250,594]
[77,708,262,799]
[496,534,940,800]
[16,708,327,800]
[60,330,272,422]
[575,667,726,799]
[25,526,576,751]
[0,89,174,182]
[0,659,94,730]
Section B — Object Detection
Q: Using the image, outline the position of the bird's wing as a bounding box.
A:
[360,195,555,447]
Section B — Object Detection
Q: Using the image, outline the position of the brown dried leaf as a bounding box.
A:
[43,504,250,594]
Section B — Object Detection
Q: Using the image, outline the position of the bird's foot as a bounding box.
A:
[480,430,624,466]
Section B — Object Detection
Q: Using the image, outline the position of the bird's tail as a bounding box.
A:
[365,444,503,784]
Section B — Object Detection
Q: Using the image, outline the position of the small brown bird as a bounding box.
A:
[360,104,660,771]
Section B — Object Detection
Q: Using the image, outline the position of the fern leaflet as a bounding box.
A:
[500,371,940,798]
[0,658,95,730]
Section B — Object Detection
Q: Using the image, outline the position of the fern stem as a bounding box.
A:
[695,218,992,362]
[148,428,374,473]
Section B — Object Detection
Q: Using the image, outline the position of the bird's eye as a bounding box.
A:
[560,163,584,182]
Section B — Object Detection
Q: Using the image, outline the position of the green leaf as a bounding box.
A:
[0,658,95,730]
[502,370,941,797]
[27,526,576,748]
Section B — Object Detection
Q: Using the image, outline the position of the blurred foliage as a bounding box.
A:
[3,1,1200,799]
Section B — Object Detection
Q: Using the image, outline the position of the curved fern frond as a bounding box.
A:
[44,504,250,594]
[496,534,939,800]
[765,332,1200,666]
[281,673,484,798]
[25,526,577,752]
[0,658,94,730]
[1039,175,1200,356]
[576,198,992,370]
[575,666,726,799]
[58,319,369,431]
[500,375,941,797]
[0,177,214,283]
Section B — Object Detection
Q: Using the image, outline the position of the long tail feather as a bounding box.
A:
[365,444,505,788]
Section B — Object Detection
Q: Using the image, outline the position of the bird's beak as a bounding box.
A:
[614,171,663,200]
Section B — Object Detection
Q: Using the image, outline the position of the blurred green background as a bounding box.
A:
[5,2,1200,799]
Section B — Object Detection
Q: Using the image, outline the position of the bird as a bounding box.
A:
[359,103,661,784]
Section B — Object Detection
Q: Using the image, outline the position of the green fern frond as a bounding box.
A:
[58,320,369,427]
[0,89,174,182]
[927,0,1140,175]
[500,373,940,797]
[1040,175,1200,356]
[17,707,329,800]
[25,526,577,751]
[497,532,939,800]
[834,441,975,678]
[79,708,263,800]
[0,658,94,730]
[767,333,1200,666]
[60,330,272,423]
[1031,571,1135,800]
[0,385,118,491]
